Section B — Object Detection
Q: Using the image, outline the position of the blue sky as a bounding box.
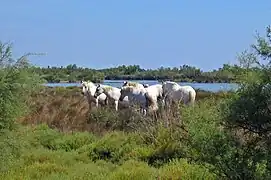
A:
[1,1,271,71]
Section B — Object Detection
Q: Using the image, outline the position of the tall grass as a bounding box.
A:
[19,86,230,133]
[3,86,267,179]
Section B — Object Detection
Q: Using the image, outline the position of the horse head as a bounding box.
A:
[122,81,128,87]
[143,84,149,88]
[81,81,88,95]
[119,86,130,101]
[94,84,103,98]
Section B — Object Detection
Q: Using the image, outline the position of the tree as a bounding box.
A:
[220,25,271,178]
[0,41,43,130]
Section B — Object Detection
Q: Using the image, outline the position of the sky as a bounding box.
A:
[1,1,271,71]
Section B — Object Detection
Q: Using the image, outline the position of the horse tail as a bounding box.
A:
[188,90,196,105]
[144,93,150,107]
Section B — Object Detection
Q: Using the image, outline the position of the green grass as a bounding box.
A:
[2,87,260,179]
[0,123,216,180]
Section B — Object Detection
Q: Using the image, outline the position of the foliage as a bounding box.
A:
[0,42,43,130]
[3,25,271,179]
[34,63,259,83]
[218,26,271,179]
[0,124,217,180]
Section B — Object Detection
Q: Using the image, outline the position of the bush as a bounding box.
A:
[108,160,156,180]
[0,42,42,130]
[158,159,216,180]
[27,124,96,152]
[143,125,188,167]
[86,131,143,163]
[0,130,23,172]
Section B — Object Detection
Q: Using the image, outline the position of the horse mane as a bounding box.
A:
[85,81,96,88]
[99,84,113,92]
[127,82,139,87]
[122,86,134,92]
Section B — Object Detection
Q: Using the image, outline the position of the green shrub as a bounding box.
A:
[158,159,216,180]
[142,124,188,167]
[108,160,156,180]
[24,124,97,152]
[52,132,96,151]
[0,130,23,172]
[87,131,143,163]
[31,124,63,149]
[0,42,43,130]
[124,146,154,162]
[21,148,90,166]
[66,160,115,180]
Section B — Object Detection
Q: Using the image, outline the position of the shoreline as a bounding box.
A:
[46,80,239,84]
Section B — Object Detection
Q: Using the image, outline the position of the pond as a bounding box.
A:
[44,80,239,92]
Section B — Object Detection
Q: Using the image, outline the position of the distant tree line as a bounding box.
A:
[32,63,261,83]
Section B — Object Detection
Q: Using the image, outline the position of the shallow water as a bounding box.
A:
[44,80,239,92]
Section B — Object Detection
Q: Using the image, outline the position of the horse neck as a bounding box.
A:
[100,85,115,96]
[148,84,162,93]
[87,84,97,96]
[180,86,193,92]
[131,87,146,95]
[169,82,180,89]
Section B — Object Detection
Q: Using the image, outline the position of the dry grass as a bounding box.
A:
[18,86,231,134]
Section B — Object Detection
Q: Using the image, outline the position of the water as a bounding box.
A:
[44,80,239,92]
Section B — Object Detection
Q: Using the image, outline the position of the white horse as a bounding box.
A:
[94,84,129,111]
[119,85,148,115]
[81,81,107,109]
[122,81,164,112]
[162,81,196,107]
[144,84,164,111]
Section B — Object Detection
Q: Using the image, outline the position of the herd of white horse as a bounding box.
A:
[81,80,197,115]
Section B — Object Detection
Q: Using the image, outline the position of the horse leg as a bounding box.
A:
[114,100,118,111]
[95,99,99,108]
[140,106,143,114]
[104,98,108,106]
[141,104,147,116]
[143,109,147,116]
[88,102,92,111]
[86,95,92,111]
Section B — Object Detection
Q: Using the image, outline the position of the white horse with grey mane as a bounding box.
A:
[162,81,196,107]
[119,84,148,115]
[81,80,108,109]
[122,81,164,111]
[94,84,129,111]
[144,83,164,111]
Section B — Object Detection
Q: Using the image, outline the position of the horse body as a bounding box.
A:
[120,85,148,115]
[144,84,164,111]
[122,81,163,112]
[94,84,129,111]
[81,81,107,109]
[162,81,196,106]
